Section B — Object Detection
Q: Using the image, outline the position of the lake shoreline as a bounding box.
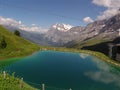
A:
[1,47,120,68]
[3,49,120,90]
[46,48,120,68]
[1,48,120,90]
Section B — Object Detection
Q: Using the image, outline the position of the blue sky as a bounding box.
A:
[0,0,119,28]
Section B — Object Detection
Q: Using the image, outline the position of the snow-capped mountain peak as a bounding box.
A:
[51,23,73,32]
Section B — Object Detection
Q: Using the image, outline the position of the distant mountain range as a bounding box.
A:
[44,13,120,46]
[1,13,120,47]
[68,13,120,48]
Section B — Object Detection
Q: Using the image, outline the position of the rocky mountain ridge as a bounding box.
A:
[44,13,120,46]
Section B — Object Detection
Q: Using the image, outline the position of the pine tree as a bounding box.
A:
[0,36,7,49]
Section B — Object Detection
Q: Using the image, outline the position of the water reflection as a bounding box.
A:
[85,57,120,87]
[79,53,89,59]
[3,51,120,89]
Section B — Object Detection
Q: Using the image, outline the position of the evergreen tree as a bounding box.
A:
[0,36,7,49]
[14,30,20,36]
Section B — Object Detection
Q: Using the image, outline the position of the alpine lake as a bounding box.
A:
[2,50,120,90]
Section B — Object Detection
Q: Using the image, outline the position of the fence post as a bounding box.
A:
[20,78,23,89]
[3,71,6,79]
[42,84,45,90]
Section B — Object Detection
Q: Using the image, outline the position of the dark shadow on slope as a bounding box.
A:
[81,37,120,56]
[81,41,111,56]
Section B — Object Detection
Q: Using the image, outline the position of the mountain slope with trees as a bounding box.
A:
[0,25,40,60]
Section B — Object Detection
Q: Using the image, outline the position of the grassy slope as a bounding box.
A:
[0,25,40,60]
[0,25,40,90]
[72,37,109,49]
[0,72,37,90]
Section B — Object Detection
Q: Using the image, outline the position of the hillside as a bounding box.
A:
[0,72,37,90]
[65,13,120,48]
[0,25,40,60]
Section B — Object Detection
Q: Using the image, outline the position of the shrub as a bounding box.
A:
[14,30,20,36]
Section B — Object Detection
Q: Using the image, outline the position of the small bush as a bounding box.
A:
[14,30,20,36]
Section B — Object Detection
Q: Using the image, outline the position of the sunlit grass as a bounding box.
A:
[0,71,37,90]
[0,25,40,60]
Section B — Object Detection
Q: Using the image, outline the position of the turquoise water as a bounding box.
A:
[3,51,120,90]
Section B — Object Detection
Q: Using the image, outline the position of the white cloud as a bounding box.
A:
[92,0,111,8]
[84,58,120,87]
[31,24,36,26]
[97,8,119,20]
[0,16,19,27]
[0,16,48,33]
[83,17,94,23]
[92,0,120,20]
[92,0,120,8]
[18,21,22,24]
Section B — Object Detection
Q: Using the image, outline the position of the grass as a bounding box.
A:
[0,25,40,60]
[0,25,40,90]
[71,36,111,49]
[78,50,120,67]
[0,72,37,90]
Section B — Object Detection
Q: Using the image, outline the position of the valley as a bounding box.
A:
[0,0,120,90]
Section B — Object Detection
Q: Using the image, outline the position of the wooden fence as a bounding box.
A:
[1,71,72,90]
